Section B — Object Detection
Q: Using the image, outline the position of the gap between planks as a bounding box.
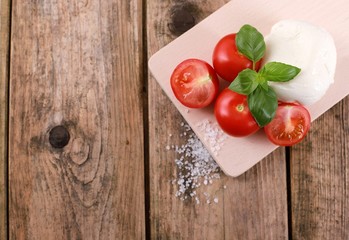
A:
[142,0,151,239]
[286,147,293,240]
[1,0,12,239]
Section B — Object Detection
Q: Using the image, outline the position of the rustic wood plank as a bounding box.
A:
[9,0,145,239]
[147,1,288,239]
[0,0,10,239]
[291,97,349,239]
[223,149,288,239]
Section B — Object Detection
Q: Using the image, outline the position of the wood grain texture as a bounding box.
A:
[9,0,145,239]
[223,149,288,239]
[291,97,349,239]
[147,0,288,239]
[0,0,10,239]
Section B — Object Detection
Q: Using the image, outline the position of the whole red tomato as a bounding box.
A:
[214,89,260,137]
[212,33,262,82]
[170,59,219,108]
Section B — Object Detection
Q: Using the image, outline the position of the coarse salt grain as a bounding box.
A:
[169,122,224,204]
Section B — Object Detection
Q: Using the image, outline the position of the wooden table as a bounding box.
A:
[1,0,348,239]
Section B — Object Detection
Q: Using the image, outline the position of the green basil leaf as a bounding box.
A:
[260,80,269,91]
[248,86,278,127]
[236,24,266,63]
[229,69,258,95]
[260,62,301,82]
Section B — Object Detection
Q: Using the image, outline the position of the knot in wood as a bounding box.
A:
[168,3,197,36]
[49,125,70,148]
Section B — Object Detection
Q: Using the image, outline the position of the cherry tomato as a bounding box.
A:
[212,33,262,82]
[214,88,260,137]
[170,59,219,108]
[264,103,311,146]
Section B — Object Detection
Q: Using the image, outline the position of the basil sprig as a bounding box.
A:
[230,24,301,127]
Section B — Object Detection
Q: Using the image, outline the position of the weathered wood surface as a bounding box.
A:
[9,0,145,239]
[147,0,288,239]
[0,0,10,239]
[0,0,348,239]
[291,96,349,239]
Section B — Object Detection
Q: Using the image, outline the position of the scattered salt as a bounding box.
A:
[195,197,200,204]
[169,122,223,204]
[214,197,219,204]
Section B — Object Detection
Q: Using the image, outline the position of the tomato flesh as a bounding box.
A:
[170,59,219,108]
[212,34,262,82]
[214,89,260,137]
[264,103,311,146]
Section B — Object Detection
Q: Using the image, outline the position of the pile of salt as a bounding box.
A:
[167,120,227,204]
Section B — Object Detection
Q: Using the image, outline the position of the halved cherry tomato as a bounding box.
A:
[170,59,219,108]
[264,103,311,146]
[212,33,262,82]
[214,88,260,137]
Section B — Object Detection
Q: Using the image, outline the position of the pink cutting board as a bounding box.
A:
[148,0,349,177]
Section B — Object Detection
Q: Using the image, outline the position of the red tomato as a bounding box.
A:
[214,89,260,137]
[170,59,219,108]
[212,33,262,82]
[264,103,311,146]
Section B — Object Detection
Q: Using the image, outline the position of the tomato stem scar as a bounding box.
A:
[236,104,244,112]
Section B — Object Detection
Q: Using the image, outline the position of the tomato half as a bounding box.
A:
[170,59,220,108]
[264,103,311,146]
[212,33,262,82]
[214,89,260,137]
